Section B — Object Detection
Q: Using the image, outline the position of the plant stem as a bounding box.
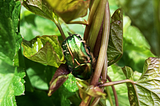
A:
[90,0,110,85]
[84,0,100,40]
[90,98,100,106]
[90,55,108,106]
[79,1,110,105]
[56,21,66,40]
[105,86,114,106]
[79,97,92,106]
[102,55,108,79]
[93,19,103,57]
[52,17,66,40]
[107,75,119,106]
[87,0,107,51]
[99,79,136,87]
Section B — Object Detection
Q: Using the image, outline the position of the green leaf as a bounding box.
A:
[22,35,65,67]
[22,0,57,22]
[119,0,160,56]
[0,0,22,65]
[118,16,154,72]
[107,65,130,106]
[0,62,25,106]
[45,0,90,23]
[20,8,61,41]
[123,57,160,106]
[0,0,25,105]
[24,56,58,90]
[26,67,49,90]
[122,66,139,106]
[63,74,78,92]
[107,9,123,65]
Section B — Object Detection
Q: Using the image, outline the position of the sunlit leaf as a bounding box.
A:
[0,62,25,106]
[63,73,79,92]
[20,8,61,41]
[118,16,154,72]
[123,57,160,106]
[107,9,123,65]
[107,65,130,106]
[22,0,58,22]
[0,0,25,105]
[22,35,65,67]
[45,0,90,23]
[119,0,160,56]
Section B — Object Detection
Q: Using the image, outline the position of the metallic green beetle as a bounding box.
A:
[62,34,93,80]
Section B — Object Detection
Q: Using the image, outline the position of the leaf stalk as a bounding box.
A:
[99,79,136,87]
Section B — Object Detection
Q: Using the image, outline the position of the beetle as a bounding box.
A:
[62,34,93,80]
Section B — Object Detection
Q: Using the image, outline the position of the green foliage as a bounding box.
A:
[45,0,90,23]
[108,65,130,106]
[107,9,123,65]
[123,57,160,106]
[0,0,21,65]
[22,0,89,23]
[22,0,57,22]
[119,0,160,56]
[20,9,61,41]
[22,35,65,67]
[0,0,25,106]
[118,16,154,72]
[0,0,159,106]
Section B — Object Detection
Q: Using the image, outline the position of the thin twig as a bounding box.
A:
[90,55,108,106]
[99,79,136,87]
[107,76,119,106]
[52,18,66,40]
[56,21,66,40]
[105,86,114,106]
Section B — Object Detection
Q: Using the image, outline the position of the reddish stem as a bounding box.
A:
[107,75,119,106]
